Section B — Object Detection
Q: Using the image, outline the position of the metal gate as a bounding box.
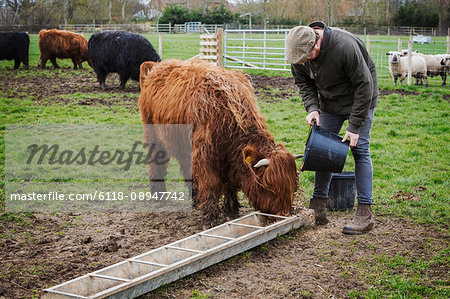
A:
[224,29,291,71]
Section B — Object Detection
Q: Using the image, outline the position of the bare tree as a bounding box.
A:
[326,0,341,26]
[109,0,112,23]
[266,0,290,20]
[121,0,127,22]
[357,0,368,25]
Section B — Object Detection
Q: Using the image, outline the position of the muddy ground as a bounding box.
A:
[1,68,448,298]
[2,207,447,299]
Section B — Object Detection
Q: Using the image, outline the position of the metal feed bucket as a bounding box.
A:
[300,122,349,173]
[326,171,356,211]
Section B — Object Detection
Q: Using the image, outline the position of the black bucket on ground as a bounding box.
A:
[301,122,350,173]
[327,171,356,211]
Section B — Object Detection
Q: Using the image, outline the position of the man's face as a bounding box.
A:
[305,41,320,62]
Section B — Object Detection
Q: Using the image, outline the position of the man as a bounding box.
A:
[286,21,378,234]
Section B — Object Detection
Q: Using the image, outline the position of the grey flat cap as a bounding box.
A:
[286,26,316,64]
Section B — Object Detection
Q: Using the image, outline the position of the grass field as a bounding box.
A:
[2,32,448,85]
[0,32,449,298]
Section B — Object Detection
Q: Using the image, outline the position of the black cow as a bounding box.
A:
[0,32,29,69]
[88,31,161,90]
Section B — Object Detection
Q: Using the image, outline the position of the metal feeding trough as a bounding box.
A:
[42,210,314,299]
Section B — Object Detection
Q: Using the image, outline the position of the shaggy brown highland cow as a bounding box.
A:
[38,29,92,69]
[138,59,299,222]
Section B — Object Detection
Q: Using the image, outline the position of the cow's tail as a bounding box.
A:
[87,58,94,69]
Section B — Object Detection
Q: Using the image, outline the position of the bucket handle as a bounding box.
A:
[306,120,318,143]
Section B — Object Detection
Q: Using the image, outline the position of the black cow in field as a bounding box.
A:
[88,31,161,90]
[0,32,29,69]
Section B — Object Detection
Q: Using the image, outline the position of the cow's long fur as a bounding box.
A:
[138,59,298,221]
[88,31,161,90]
[38,29,91,69]
[0,32,29,69]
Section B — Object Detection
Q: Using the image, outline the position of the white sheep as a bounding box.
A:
[386,51,428,86]
[441,56,450,66]
[441,55,450,79]
[401,50,448,86]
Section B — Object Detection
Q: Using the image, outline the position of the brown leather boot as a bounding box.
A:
[309,198,328,225]
[342,204,374,235]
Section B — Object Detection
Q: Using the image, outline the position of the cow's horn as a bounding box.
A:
[294,154,303,159]
[253,158,269,168]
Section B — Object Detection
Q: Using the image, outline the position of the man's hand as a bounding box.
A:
[306,111,320,126]
[342,131,359,147]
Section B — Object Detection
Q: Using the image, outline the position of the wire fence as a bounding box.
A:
[339,26,449,37]
[2,22,449,37]
[57,23,224,34]
[55,24,450,37]
[223,29,450,86]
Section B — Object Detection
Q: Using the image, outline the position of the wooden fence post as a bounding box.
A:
[447,28,450,54]
[407,40,412,86]
[216,28,223,67]
[158,34,162,59]
[398,37,402,52]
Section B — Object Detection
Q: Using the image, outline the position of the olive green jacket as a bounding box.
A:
[291,21,378,133]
